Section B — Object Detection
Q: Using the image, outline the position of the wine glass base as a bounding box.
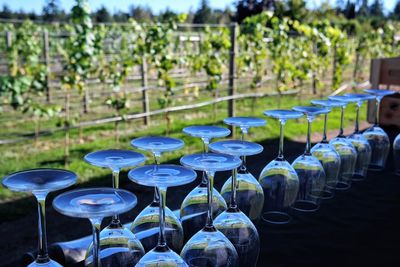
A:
[395,170,400,177]
[351,174,366,182]
[319,190,334,200]
[261,211,291,224]
[28,259,62,267]
[334,181,351,191]
[368,164,385,172]
[292,200,319,212]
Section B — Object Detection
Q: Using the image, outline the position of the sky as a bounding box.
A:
[0,0,397,14]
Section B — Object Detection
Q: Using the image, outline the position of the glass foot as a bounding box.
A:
[368,164,385,171]
[261,211,291,224]
[28,259,62,267]
[319,190,334,200]
[334,181,351,190]
[351,174,366,182]
[292,200,319,212]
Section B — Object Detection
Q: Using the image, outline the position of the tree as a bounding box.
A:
[392,0,400,20]
[129,5,153,22]
[358,0,369,17]
[369,0,384,17]
[284,0,308,22]
[42,0,63,22]
[93,6,112,23]
[235,0,275,23]
[0,4,13,19]
[193,0,212,24]
[343,0,356,19]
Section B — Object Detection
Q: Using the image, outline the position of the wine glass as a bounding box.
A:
[363,89,396,171]
[209,140,263,267]
[291,106,327,212]
[130,136,185,252]
[394,133,400,176]
[180,153,242,267]
[53,188,138,267]
[128,164,196,267]
[310,99,343,195]
[180,126,230,241]
[221,117,266,221]
[344,93,375,181]
[2,168,77,267]
[328,95,357,190]
[84,149,146,265]
[259,110,302,224]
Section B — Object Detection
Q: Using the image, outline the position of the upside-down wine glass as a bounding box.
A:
[221,117,266,221]
[259,110,302,224]
[310,99,342,195]
[2,168,77,267]
[130,136,185,252]
[180,126,230,241]
[84,149,146,265]
[53,188,138,267]
[344,93,374,181]
[328,95,357,190]
[128,164,196,266]
[210,140,263,267]
[291,106,327,212]
[394,133,400,176]
[180,152,242,267]
[363,89,396,171]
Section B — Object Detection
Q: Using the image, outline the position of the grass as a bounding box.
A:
[0,91,367,202]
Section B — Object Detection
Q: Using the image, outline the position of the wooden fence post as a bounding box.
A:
[5,31,12,74]
[43,30,51,103]
[332,43,337,91]
[228,23,238,121]
[141,56,150,126]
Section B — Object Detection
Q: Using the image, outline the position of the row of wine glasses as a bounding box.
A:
[259,89,398,224]
[2,88,398,267]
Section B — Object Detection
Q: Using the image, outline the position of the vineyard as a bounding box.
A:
[0,2,399,170]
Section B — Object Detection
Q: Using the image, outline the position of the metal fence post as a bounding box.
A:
[141,56,150,126]
[43,30,51,103]
[228,22,238,121]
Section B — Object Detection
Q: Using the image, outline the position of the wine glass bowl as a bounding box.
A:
[180,126,230,242]
[363,89,396,171]
[310,99,343,193]
[180,153,241,267]
[343,93,374,181]
[259,109,303,224]
[128,164,196,267]
[328,95,357,189]
[394,133,400,176]
[2,168,77,267]
[53,188,138,267]
[130,136,185,253]
[291,106,327,212]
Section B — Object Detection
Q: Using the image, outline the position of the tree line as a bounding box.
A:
[1,0,399,25]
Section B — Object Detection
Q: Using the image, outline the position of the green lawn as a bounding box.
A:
[0,92,366,202]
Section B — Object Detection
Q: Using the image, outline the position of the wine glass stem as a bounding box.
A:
[355,103,360,133]
[230,168,238,209]
[90,218,102,267]
[375,97,381,126]
[278,120,285,159]
[202,138,210,153]
[152,152,161,203]
[339,106,345,137]
[157,186,167,247]
[206,171,215,228]
[111,169,120,224]
[322,114,328,142]
[305,118,312,154]
[35,194,50,264]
